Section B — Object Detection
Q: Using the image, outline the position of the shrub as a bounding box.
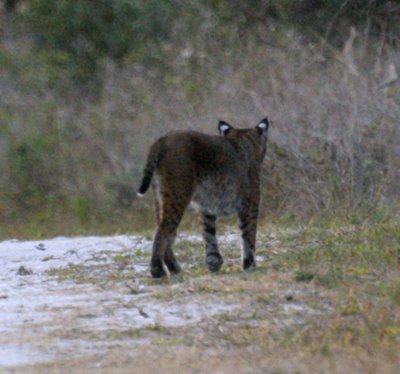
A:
[20,0,177,81]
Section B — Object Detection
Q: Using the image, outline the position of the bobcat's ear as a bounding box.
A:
[256,117,269,135]
[218,120,233,136]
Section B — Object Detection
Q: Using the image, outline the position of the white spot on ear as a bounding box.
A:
[220,124,231,134]
[256,118,269,134]
[137,192,144,198]
[258,122,267,130]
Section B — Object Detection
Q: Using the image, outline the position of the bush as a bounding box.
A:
[20,0,177,81]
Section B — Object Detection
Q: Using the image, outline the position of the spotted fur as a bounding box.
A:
[138,118,269,278]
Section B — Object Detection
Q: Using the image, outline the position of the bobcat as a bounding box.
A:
[137,118,269,278]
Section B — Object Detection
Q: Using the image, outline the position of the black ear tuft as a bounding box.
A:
[256,117,269,135]
[218,120,233,136]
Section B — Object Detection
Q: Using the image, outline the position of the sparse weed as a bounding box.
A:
[294,271,315,283]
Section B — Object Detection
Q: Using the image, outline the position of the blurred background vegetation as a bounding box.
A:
[0,0,399,239]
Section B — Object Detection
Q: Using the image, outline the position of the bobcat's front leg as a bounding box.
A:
[238,197,259,270]
[201,213,223,272]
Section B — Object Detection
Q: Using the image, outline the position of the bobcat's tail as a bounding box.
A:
[137,140,162,197]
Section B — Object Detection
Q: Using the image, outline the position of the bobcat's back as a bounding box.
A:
[138,120,268,217]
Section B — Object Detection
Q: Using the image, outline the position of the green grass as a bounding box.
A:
[259,216,400,354]
[281,221,399,289]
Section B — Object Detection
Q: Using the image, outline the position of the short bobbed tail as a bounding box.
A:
[137,174,152,197]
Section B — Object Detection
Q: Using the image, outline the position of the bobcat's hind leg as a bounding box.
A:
[150,189,190,278]
[151,217,183,278]
[202,213,223,272]
[164,235,181,275]
[151,222,181,278]
[153,182,181,275]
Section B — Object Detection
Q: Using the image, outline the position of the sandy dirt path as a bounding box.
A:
[0,234,244,371]
[0,231,339,373]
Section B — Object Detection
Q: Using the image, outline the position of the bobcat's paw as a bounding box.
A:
[166,260,181,275]
[242,254,256,270]
[150,264,167,278]
[206,253,224,273]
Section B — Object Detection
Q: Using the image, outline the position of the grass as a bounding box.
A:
[281,220,399,289]
[0,208,156,240]
[265,217,400,357]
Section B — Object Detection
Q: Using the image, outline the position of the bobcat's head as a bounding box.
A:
[218,118,269,161]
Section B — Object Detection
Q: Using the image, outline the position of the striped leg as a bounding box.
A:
[238,204,259,270]
[202,213,223,272]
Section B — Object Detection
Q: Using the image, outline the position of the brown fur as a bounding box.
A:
[138,118,269,278]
